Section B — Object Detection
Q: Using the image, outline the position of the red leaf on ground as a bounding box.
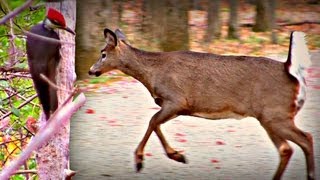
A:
[85,108,95,114]
[177,139,187,143]
[175,132,186,137]
[211,159,219,163]
[108,119,117,123]
[215,166,221,169]
[145,153,153,157]
[227,129,236,132]
[215,140,226,145]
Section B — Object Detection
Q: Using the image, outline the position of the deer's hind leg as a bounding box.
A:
[261,116,315,180]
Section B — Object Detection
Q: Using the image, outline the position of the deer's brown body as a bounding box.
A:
[89,29,314,180]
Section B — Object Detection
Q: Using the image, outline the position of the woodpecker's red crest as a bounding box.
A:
[47,8,66,27]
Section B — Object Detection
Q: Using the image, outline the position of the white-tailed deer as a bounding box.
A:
[88,28,314,180]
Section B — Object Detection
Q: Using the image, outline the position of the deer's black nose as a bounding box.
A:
[88,70,102,77]
[95,71,102,77]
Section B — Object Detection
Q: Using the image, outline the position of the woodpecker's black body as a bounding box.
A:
[26,8,75,120]
[27,24,60,119]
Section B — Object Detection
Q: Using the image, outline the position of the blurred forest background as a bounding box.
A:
[0,0,319,179]
[76,0,320,79]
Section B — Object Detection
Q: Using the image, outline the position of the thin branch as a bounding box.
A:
[14,170,37,175]
[40,74,74,94]
[29,3,45,11]
[0,0,34,25]
[0,94,37,120]
[0,66,29,73]
[24,30,75,45]
[0,93,86,179]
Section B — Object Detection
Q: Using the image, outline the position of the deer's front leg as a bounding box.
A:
[134,103,181,172]
[154,126,187,163]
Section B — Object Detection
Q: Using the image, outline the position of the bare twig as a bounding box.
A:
[0,66,29,72]
[40,74,74,94]
[29,3,45,11]
[0,94,37,120]
[24,30,75,46]
[0,0,34,25]
[0,93,86,179]
[13,170,37,175]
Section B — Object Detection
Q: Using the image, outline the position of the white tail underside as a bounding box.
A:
[289,32,311,109]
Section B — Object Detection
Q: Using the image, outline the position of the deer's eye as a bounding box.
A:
[102,53,106,58]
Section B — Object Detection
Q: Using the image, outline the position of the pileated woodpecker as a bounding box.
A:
[26,8,75,120]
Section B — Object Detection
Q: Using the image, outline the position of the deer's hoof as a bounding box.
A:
[168,151,188,164]
[136,162,143,172]
[135,154,144,172]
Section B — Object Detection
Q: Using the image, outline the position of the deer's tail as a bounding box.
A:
[285,31,311,110]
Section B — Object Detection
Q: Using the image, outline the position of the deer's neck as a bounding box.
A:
[118,44,162,89]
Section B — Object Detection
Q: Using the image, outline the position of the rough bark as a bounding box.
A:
[227,0,239,39]
[253,0,270,32]
[206,0,221,42]
[35,1,76,179]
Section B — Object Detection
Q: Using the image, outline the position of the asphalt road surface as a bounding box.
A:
[70,52,320,180]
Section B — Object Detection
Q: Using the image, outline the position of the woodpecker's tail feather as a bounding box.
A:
[33,77,58,120]
[285,31,311,110]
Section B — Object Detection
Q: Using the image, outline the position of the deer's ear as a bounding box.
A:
[104,28,118,47]
[115,29,127,42]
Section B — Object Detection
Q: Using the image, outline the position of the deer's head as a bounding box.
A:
[88,28,126,77]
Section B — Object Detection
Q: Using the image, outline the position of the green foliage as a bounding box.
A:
[0,0,45,174]
[89,76,112,84]
[11,175,25,180]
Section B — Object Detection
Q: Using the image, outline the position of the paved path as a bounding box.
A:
[70,52,320,180]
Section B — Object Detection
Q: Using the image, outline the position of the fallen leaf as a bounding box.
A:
[211,159,219,163]
[175,132,186,137]
[215,140,226,145]
[177,139,187,143]
[85,108,95,114]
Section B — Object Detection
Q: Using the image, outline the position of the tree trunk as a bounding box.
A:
[36,1,76,179]
[227,0,239,39]
[269,0,278,44]
[253,0,270,32]
[159,0,189,51]
[206,0,221,42]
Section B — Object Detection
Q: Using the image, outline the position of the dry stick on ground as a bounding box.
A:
[240,20,320,28]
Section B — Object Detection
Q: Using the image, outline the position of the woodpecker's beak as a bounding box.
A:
[62,26,76,35]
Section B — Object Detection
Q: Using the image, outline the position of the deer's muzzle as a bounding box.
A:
[88,70,102,77]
